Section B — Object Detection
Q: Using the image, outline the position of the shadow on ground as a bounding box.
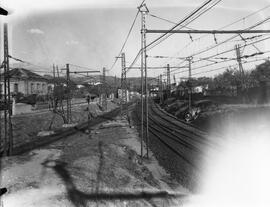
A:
[42,158,185,207]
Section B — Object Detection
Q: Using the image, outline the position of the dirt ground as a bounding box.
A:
[1,101,118,148]
[0,114,189,207]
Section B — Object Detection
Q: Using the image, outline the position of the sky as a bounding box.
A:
[0,0,270,80]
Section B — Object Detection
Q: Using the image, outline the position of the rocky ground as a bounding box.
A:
[0,114,190,207]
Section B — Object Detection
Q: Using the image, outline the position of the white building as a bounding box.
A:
[0,68,48,96]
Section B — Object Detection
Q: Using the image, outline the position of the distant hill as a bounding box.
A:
[43,74,158,91]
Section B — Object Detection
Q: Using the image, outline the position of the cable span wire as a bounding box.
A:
[146,0,223,53]
[171,49,270,76]
[185,17,270,59]
[126,0,221,73]
[69,63,100,71]
[8,55,53,72]
[170,32,270,73]
[148,13,196,30]
[8,55,101,77]
[174,4,270,57]
[146,0,221,51]
[192,57,269,76]
[148,56,269,80]
[108,0,145,72]
[159,5,270,69]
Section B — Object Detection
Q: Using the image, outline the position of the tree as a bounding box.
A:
[250,60,270,84]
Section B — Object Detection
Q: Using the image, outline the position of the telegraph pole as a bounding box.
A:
[235,44,245,83]
[0,43,1,154]
[102,67,107,111]
[121,53,127,103]
[61,66,99,124]
[114,75,117,99]
[65,64,72,123]
[52,64,56,110]
[187,57,193,112]
[3,23,13,155]
[120,53,128,115]
[140,7,145,160]
[159,74,163,104]
[235,44,244,75]
[235,44,246,101]
[167,64,171,98]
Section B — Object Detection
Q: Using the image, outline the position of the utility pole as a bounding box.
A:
[102,67,107,111]
[159,74,163,104]
[167,64,171,98]
[120,52,127,116]
[114,75,117,99]
[139,3,149,159]
[187,57,193,112]
[121,53,127,103]
[3,23,13,155]
[235,44,245,85]
[52,64,56,111]
[235,44,246,102]
[235,44,244,76]
[143,14,149,159]
[0,46,1,155]
[65,64,72,123]
[62,65,100,123]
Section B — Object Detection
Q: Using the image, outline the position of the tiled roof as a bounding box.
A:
[5,68,48,81]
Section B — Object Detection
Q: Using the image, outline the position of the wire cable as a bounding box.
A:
[146,0,221,51]
[108,0,145,72]
[148,13,196,30]
[173,4,270,59]
[69,63,100,71]
[192,57,269,76]
[126,0,221,73]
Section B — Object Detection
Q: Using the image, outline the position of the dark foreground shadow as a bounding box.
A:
[42,159,186,207]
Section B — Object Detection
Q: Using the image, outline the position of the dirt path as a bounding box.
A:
[1,115,189,207]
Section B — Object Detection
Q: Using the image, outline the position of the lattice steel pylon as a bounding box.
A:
[187,56,193,112]
[121,53,127,105]
[159,74,163,104]
[235,44,245,86]
[66,64,72,123]
[166,64,171,98]
[102,67,107,111]
[139,3,149,159]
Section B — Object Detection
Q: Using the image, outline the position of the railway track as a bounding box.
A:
[135,101,214,158]
[149,102,220,149]
[133,100,219,189]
